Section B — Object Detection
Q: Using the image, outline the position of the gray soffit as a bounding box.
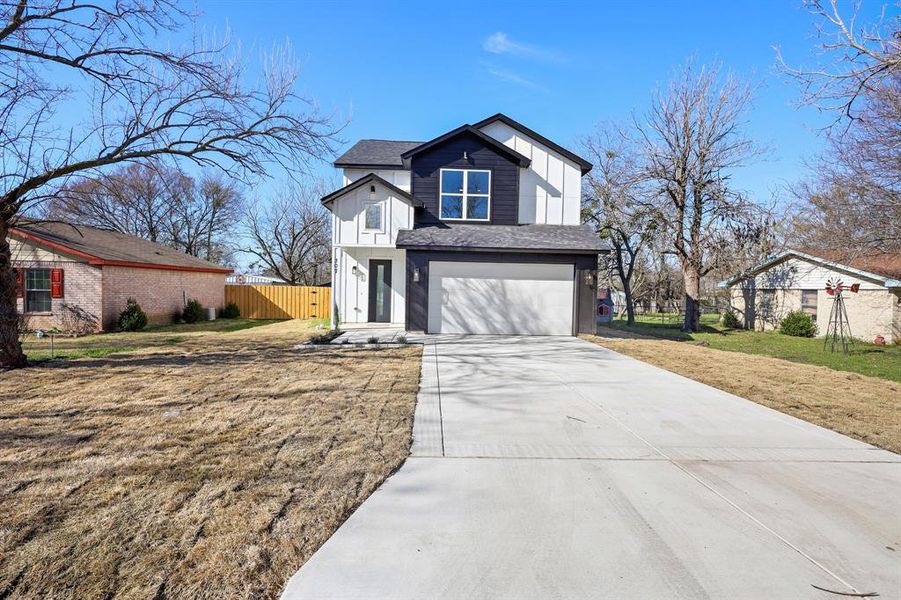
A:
[396,224,609,253]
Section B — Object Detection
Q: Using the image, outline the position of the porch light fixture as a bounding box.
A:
[369,185,375,200]
[584,271,596,286]
[352,265,358,275]
[413,267,420,283]
[463,151,468,160]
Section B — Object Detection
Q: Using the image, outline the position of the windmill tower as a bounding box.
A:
[823,278,859,354]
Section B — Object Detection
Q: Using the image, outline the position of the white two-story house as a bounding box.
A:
[321,113,606,335]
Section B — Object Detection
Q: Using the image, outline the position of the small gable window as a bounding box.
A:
[364,202,383,231]
[440,169,490,221]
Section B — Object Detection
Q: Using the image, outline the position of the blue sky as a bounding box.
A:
[198,0,890,204]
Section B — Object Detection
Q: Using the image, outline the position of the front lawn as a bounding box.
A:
[19,318,285,361]
[605,313,901,383]
[0,320,421,599]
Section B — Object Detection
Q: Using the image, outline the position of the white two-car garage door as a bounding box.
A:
[427,261,574,335]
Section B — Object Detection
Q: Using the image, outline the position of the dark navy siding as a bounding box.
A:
[405,250,598,334]
[411,132,520,226]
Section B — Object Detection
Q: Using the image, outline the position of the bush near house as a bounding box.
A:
[117,298,148,332]
[721,311,741,329]
[779,310,817,337]
[221,302,241,319]
[182,299,204,324]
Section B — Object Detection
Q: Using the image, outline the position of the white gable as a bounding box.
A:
[479,121,582,226]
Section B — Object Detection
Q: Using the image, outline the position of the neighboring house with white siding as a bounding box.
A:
[322,113,607,335]
[721,249,901,343]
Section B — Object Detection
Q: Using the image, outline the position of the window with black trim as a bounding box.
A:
[439,169,490,221]
[25,269,52,312]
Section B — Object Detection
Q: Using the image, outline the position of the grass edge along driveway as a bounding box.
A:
[585,334,900,455]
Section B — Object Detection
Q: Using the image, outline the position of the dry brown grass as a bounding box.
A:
[0,320,422,599]
[585,336,901,454]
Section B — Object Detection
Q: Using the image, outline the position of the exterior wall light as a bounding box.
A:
[352,265,357,275]
[413,267,420,283]
[584,270,597,286]
[369,185,375,200]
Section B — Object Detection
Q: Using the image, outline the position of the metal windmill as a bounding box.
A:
[823,278,859,354]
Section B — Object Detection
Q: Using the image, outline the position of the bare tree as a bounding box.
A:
[637,61,765,331]
[581,125,657,326]
[165,173,244,263]
[242,184,331,286]
[47,162,189,243]
[0,1,338,367]
[780,1,901,253]
[777,0,900,124]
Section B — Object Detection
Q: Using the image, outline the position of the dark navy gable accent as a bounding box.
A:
[411,131,520,226]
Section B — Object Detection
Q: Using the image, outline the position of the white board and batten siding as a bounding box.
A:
[748,257,888,291]
[342,169,411,192]
[331,181,415,247]
[479,121,582,226]
[334,247,406,325]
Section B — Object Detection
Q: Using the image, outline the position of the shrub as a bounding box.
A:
[367,336,380,344]
[221,302,240,319]
[118,298,148,331]
[721,311,741,329]
[182,299,204,324]
[396,335,408,344]
[779,310,817,337]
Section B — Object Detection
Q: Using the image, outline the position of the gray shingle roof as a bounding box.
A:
[395,224,608,253]
[334,139,422,168]
[11,222,232,272]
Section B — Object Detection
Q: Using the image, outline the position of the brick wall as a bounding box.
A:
[14,260,103,333]
[101,266,226,329]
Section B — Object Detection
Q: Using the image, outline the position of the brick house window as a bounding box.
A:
[25,269,52,312]
[759,289,776,321]
[801,289,817,321]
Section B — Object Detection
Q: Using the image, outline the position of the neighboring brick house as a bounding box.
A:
[10,222,232,332]
[721,249,901,343]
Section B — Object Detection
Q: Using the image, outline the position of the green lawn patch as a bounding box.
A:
[605,313,901,382]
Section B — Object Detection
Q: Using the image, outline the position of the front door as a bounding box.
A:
[368,259,392,323]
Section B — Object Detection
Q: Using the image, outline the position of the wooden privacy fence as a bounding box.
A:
[225,285,330,320]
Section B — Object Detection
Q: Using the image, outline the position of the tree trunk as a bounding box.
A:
[682,266,701,332]
[0,217,28,369]
[622,279,635,326]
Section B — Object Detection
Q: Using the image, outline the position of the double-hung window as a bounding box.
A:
[801,289,817,321]
[25,269,52,313]
[440,169,490,221]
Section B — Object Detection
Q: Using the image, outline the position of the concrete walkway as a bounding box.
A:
[282,336,901,599]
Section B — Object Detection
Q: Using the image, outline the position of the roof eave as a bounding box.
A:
[472,113,594,175]
[400,125,532,168]
[10,227,233,273]
[394,243,605,254]
[720,250,900,288]
[320,173,423,209]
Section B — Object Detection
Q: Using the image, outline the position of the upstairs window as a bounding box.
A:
[440,169,490,221]
[25,269,52,312]
[363,202,383,231]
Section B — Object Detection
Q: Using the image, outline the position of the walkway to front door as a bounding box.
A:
[367,259,391,323]
[282,336,900,599]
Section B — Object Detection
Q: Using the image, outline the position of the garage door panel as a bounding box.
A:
[428,262,574,335]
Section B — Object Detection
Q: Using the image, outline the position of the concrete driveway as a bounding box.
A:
[282,336,901,599]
